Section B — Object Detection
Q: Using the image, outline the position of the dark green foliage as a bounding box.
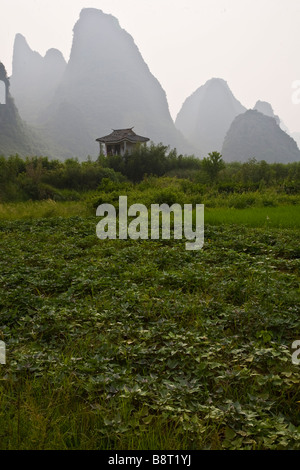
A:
[0,152,300,203]
[0,155,124,202]
[103,143,201,182]
[0,217,299,449]
[201,151,225,182]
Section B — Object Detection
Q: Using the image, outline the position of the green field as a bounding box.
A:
[0,200,299,449]
[205,205,300,229]
[1,199,299,230]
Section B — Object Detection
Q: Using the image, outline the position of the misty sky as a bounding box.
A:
[0,0,300,133]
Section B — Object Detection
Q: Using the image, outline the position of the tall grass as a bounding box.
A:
[0,198,299,229]
[0,200,89,220]
[204,205,300,228]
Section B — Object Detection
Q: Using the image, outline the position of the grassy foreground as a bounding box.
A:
[0,197,299,229]
[0,202,299,450]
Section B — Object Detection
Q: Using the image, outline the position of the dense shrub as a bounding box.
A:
[0,151,299,203]
[102,143,201,182]
[0,155,124,201]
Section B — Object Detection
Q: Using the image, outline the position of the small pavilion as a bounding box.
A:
[96,128,149,156]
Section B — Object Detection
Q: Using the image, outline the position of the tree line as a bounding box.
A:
[0,144,299,202]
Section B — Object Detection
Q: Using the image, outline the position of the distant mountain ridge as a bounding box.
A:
[10,34,66,125]
[291,132,300,150]
[253,100,281,125]
[4,8,300,162]
[175,78,247,157]
[221,109,300,163]
[0,62,52,157]
[10,8,194,159]
[253,100,290,134]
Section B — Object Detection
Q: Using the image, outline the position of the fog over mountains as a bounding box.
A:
[10,34,67,125]
[10,8,193,159]
[0,63,51,157]
[222,109,300,163]
[1,7,300,163]
[253,100,281,126]
[175,78,247,156]
[175,80,300,162]
[291,132,300,150]
[253,100,291,134]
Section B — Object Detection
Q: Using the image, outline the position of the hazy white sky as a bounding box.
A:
[0,0,300,132]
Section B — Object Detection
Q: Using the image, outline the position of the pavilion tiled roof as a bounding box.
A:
[96,128,149,144]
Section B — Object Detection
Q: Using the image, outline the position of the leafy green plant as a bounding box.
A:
[0,213,299,449]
